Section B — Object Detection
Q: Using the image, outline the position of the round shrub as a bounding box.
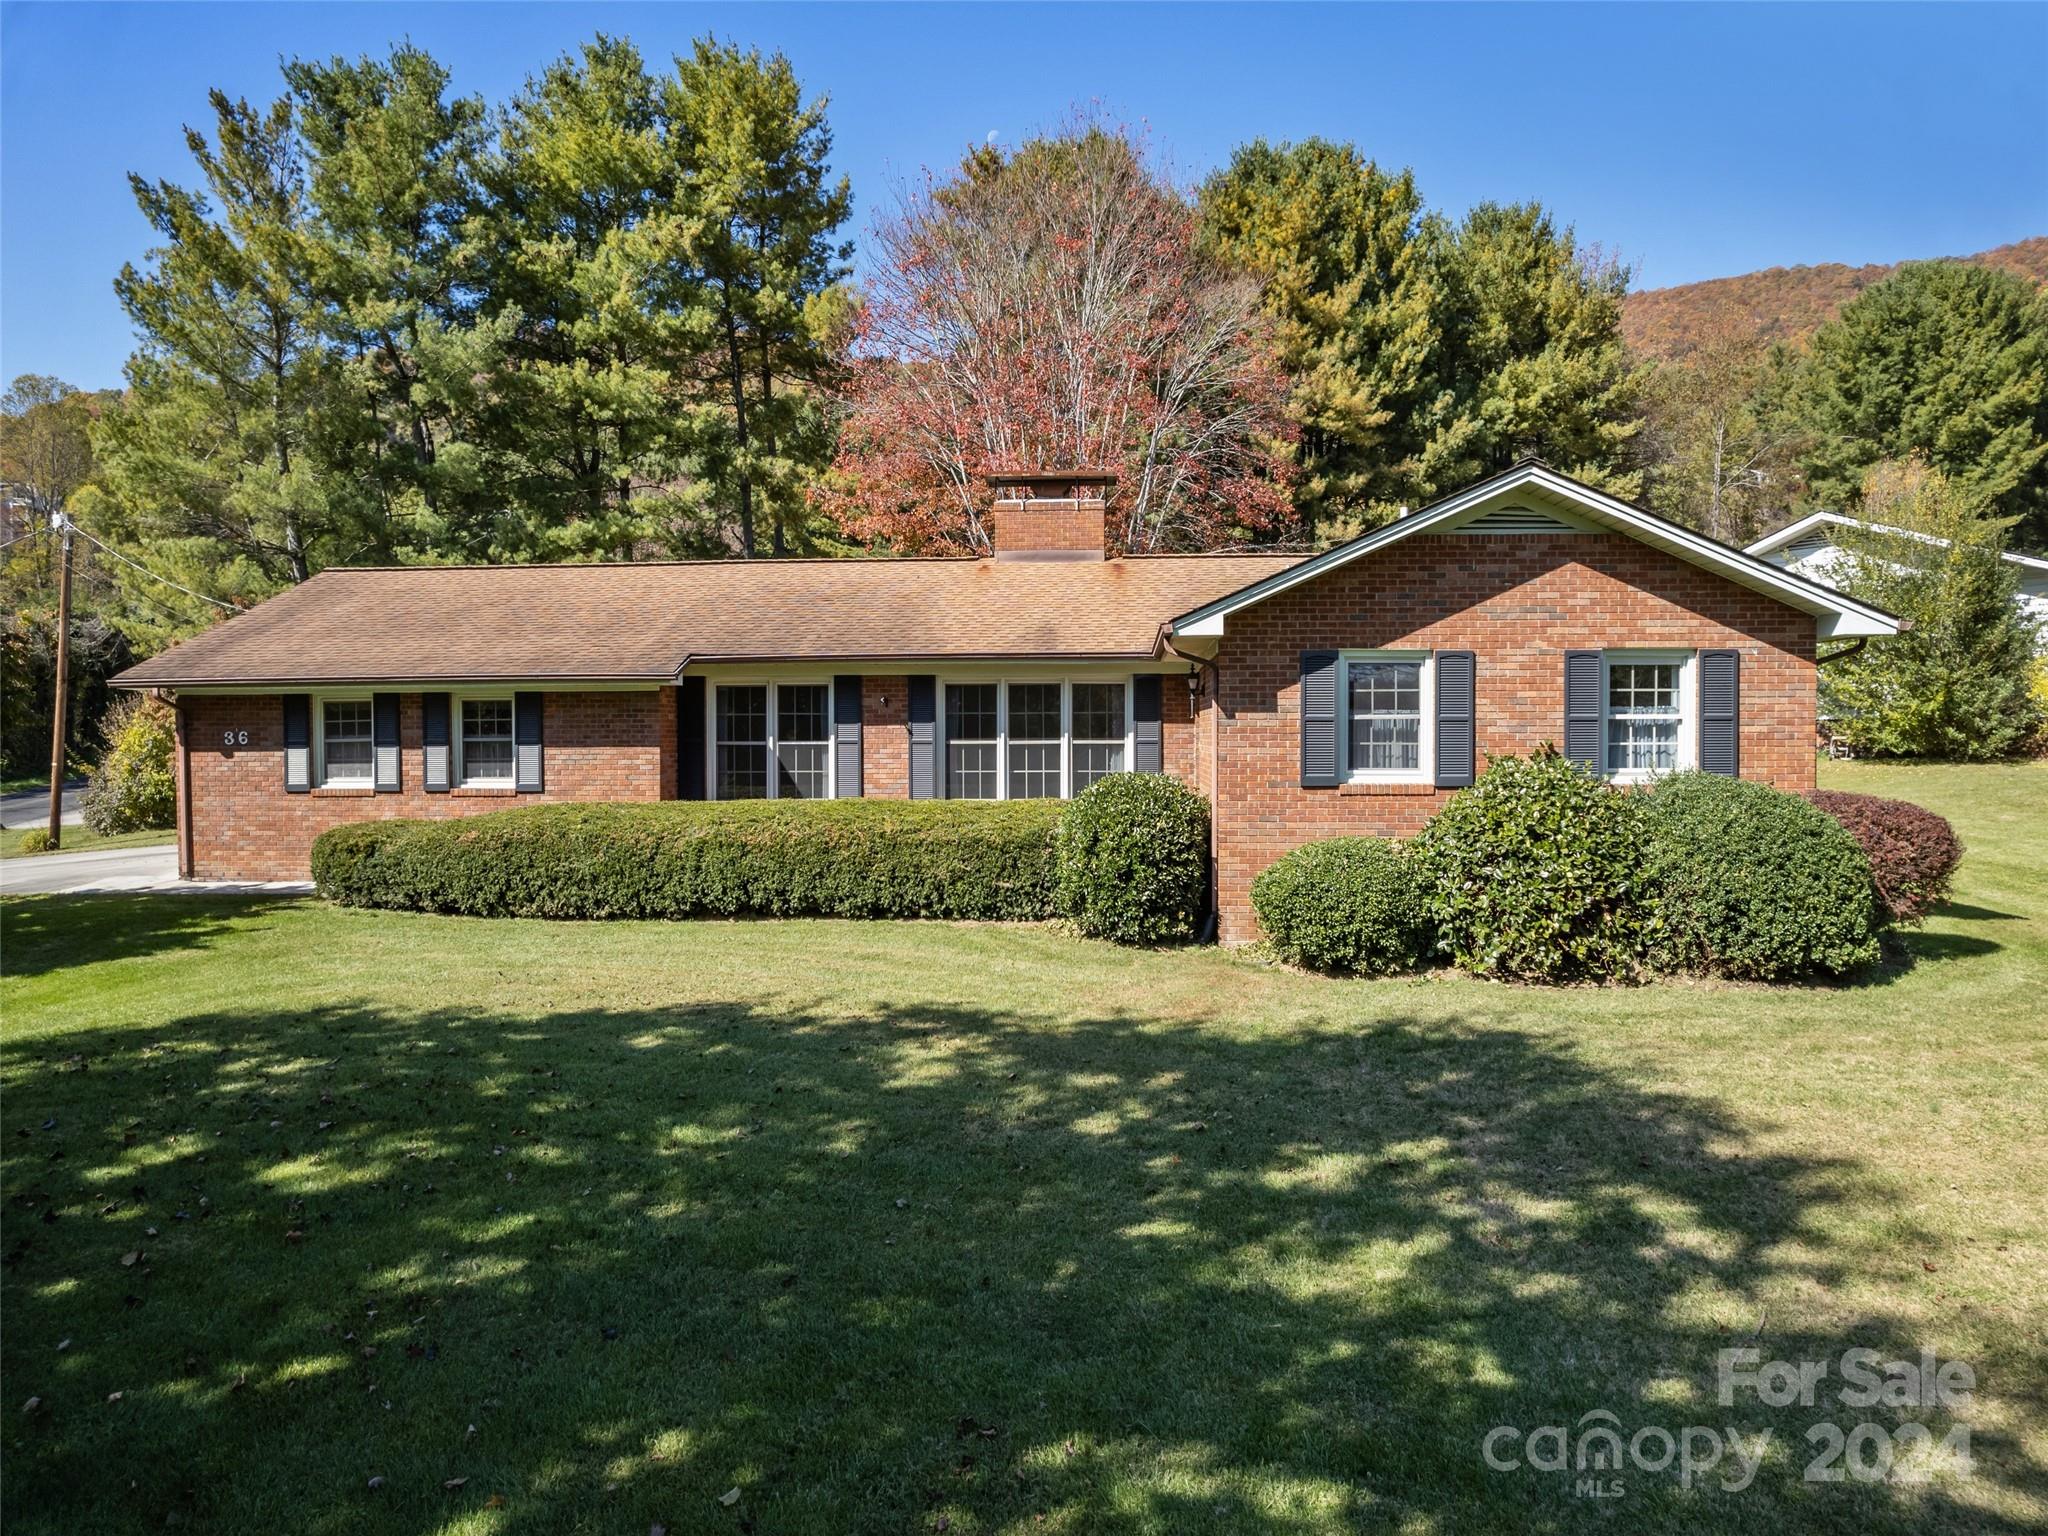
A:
[313,798,1063,921]
[1251,837,1429,974]
[1807,790,1962,923]
[80,695,176,835]
[1643,773,1881,980]
[1409,750,1653,982]
[1052,773,1209,944]
[17,827,55,855]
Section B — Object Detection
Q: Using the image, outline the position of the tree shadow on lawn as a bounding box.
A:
[0,894,311,980]
[2,989,2037,1535]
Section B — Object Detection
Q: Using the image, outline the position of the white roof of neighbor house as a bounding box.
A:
[1746,511,2048,576]
[1171,461,1906,640]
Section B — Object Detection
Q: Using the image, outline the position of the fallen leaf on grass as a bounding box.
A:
[120,1251,141,1267]
[366,1476,385,1490]
[485,1493,507,1509]
[718,1486,741,1506]
[22,1397,41,1413]
[443,1477,467,1491]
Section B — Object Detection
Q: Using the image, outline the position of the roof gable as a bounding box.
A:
[1172,463,1905,640]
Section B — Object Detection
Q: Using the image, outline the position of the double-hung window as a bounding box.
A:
[1005,683,1063,799]
[1070,683,1128,792]
[945,683,1000,799]
[942,678,1132,800]
[458,696,515,786]
[713,682,831,800]
[1603,653,1693,779]
[1342,652,1432,782]
[318,698,373,786]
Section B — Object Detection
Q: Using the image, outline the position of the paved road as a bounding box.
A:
[0,781,84,830]
[0,844,312,898]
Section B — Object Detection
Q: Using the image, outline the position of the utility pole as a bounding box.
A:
[46,510,73,849]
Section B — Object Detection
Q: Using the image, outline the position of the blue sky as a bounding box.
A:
[3,1,2043,391]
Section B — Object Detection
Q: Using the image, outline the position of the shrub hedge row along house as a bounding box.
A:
[113,462,1901,940]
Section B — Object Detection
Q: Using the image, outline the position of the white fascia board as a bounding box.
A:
[1749,512,2048,574]
[1171,465,1904,638]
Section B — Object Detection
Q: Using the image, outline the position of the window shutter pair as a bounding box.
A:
[1297,651,1475,790]
[1563,649,1739,776]
[907,676,937,800]
[284,692,401,791]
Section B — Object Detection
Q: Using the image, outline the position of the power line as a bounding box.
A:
[65,522,238,611]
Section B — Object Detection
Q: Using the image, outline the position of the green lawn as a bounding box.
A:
[1,825,174,859]
[2,763,2043,1535]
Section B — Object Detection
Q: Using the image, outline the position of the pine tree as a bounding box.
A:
[666,39,853,556]
[1822,459,2044,759]
[1787,261,2048,549]
[1197,139,1434,539]
[1416,202,1641,501]
[103,88,375,585]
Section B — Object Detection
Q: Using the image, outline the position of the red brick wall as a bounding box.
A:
[989,499,1107,557]
[181,690,672,881]
[1209,533,1820,941]
[861,676,911,799]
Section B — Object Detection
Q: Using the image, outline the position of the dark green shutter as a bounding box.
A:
[1563,651,1602,770]
[677,678,705,799]
[907,676,937,799]
[834,675,863,798]
[1699,649,1740,777]
[283,694,311,793]
[513,692,543,793]
[1434,651,1476,788]
[422,693,451,793]
[1300,651,1340,787]
[1132,674,1163,773]
[372,693,401,792]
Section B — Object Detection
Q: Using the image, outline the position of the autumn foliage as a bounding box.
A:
[822,122,1297,554]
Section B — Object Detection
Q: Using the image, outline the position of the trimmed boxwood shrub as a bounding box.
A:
[1053,773,1210,944]
[1807,789,1962,923]
[1251,837,1429,974]
[312,799,1062,921]
[1642,773,1881,980]
[1409,750,1653,982]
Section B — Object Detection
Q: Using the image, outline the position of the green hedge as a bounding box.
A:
[1053,773,1210,944]
[312,799,1063,921]
[1642,773,1881,980]
[1251,837,1429,974]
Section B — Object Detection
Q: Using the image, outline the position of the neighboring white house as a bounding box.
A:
[1746,511,2048,647]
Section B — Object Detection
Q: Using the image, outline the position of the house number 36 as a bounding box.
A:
[222,729,249,746]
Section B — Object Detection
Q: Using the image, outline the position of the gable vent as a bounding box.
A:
[1784,533,1832,561]
[1454,504,1583,535]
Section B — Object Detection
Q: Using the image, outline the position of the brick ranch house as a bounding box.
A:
[113,462,1901,941]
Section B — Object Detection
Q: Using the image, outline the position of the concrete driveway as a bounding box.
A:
[0,780,84,830]
[0,844,312,897]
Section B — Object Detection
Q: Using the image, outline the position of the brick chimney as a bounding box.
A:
[986,471,1115,561]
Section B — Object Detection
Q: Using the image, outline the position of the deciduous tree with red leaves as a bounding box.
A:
[822,121,1297,554]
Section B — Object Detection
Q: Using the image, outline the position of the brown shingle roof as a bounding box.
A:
[112,553,1307,687]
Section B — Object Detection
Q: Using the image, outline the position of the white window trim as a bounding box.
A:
[936,677,1136,801]
[453,691,517,788]
[1600,649,1698,784]
[1340,650,1433,785]
[314,692,375,787]
[705,679,835,801]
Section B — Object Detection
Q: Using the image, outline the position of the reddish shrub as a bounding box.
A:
[1807,790,1963,923]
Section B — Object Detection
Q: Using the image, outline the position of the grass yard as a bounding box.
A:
[2,762,2043,1535]
[0,825,174,860]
